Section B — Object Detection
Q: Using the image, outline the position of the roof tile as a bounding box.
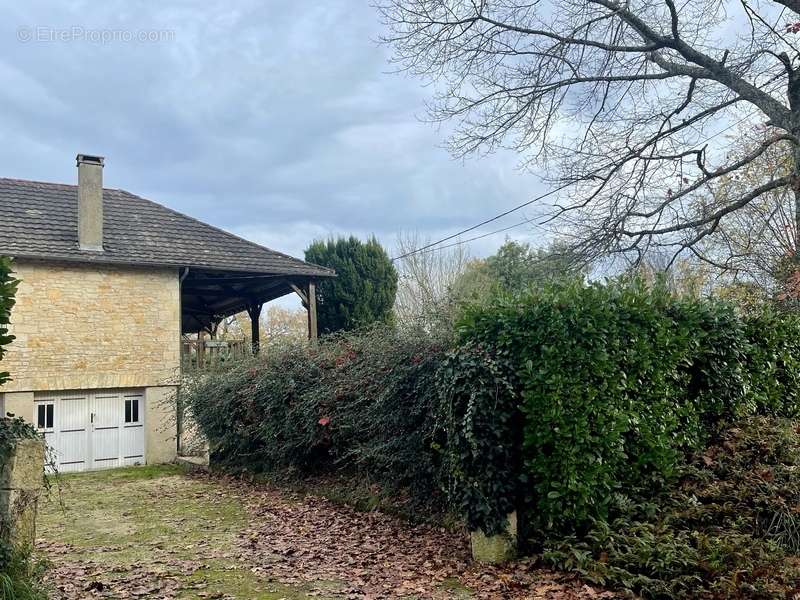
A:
[0,178,333,277]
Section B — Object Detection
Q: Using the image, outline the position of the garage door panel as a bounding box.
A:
[90,391,122,469]
[58,429,88,467]
[35,389,145,472]
[121,425,145,465]
[92,394,122,427]
[92,429,120,468]
[60,396,88,430]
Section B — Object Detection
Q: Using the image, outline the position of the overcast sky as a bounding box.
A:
[2,1,550,274]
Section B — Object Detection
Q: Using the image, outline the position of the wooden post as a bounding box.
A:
[307,281,318,341]
[247,302,263,354]
[196,332,205,370]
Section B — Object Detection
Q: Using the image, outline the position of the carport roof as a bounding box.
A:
[0,177,334,277]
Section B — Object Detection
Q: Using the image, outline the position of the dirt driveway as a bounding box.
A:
[36,466,612,599]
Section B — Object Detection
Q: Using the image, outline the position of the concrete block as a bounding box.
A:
[0,438,44,551]
[0,438,45,491]
[0,489,38,551]
[470,511,518,564]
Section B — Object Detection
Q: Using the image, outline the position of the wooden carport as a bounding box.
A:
[180,267,329,350]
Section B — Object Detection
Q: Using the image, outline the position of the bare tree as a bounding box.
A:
[379,0,800,265]
[395,230,471,326]
[695,125,796,290]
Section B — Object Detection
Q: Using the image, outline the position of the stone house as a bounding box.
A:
[0,154,333,472]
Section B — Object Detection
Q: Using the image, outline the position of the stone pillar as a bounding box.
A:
[0,438,45,551]
[145,386,178,464]
[470,511,518,564]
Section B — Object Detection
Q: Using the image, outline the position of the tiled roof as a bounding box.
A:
[0,178,333,277]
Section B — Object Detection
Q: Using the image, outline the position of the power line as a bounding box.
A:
[391,181,572,261]
[392,112,759,262]
[410,218,537,257]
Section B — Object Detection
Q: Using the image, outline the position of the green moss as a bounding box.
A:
[439,578,473,598]
[180,567,341,599]
[54,463,185,482]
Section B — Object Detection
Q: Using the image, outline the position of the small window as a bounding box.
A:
[37,403,53,429]
[124,399,139,424]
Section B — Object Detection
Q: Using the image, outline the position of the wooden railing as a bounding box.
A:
[181,338,249,372]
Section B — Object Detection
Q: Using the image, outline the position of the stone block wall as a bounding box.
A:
[1,260,181,392]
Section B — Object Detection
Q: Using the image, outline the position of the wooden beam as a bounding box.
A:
[307,281,317,342]
[246,302,264,354]
[185,274,285,285]
[290,283,308,306]
[196,332,205,369]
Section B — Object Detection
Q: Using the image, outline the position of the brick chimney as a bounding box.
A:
[76,154,105,251]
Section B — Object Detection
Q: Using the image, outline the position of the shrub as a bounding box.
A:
[453,279,766,535]
[0,257,19,388]
[743,307,800,418]
[543,418,800,598]
[436,342,521,534]
[181,326,449,508]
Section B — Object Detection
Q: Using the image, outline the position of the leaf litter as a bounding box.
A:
[37,468,619,599]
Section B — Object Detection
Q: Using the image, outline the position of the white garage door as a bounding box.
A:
[35,389,145,472]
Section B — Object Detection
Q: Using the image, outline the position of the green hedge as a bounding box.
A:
[543,417,800,598]
[436,342,522,533]
[183,280,800,538]
[744,307,800,417]
[453,280,800,535]
[181,326,449,508]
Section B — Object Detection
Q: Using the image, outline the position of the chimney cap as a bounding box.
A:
[76,154,105,167]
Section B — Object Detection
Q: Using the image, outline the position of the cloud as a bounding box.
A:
[0,0,549,268]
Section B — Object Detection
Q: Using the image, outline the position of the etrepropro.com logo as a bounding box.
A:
[17,26,175,44]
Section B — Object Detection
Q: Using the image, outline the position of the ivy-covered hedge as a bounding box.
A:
[0,256,19,387]
[453,280,800,536]
[181,326,449,509]
[436,342,521,533]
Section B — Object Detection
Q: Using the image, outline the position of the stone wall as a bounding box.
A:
[146,386,179,464]
[1,260,181,392]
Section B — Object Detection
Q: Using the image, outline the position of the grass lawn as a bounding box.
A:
[37,465,339,599]
[36,465,604,599]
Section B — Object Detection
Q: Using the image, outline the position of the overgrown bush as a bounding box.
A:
[181,325,449,509]
[543,418,800,598]
[436,342,521,534]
